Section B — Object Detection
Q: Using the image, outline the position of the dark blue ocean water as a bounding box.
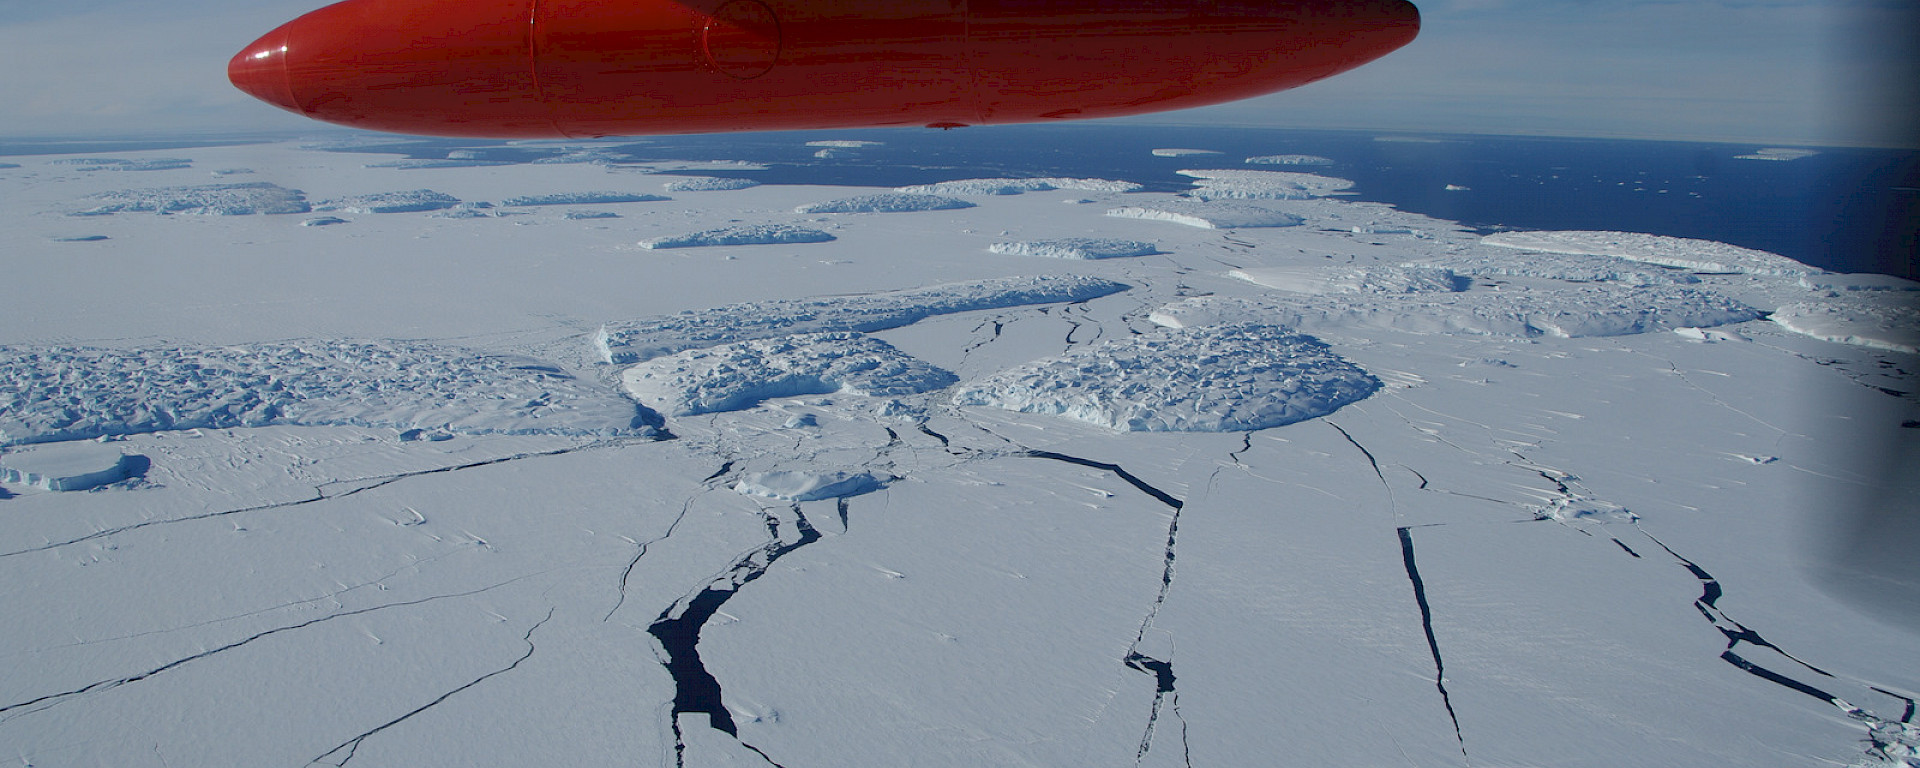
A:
[8,125,1915,278]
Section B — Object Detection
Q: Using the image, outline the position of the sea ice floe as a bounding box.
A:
[1418,252,1700,286]
[0,442,144,491]
[316,190,461,214]
[595,274,1128,363]
[1178,169,1355,200]
[794,193,976,214]
[1152,148,1221,157]
[0,341,646,445]
[428,203,498,219]
[504,192,669,206]
[1735,148,1819,161]
[953,323,1378,432]
[661,176,762,192]
[72,182,310,216]
[622,332,956,416]
[639,224,835,249]
[1229,265,1463,295]
[1769,300,1920,354]
[1106,200,1304,229]
[735,469,884,501]
[989,238,1158,260]
[805,140,885,148]
[1150,285,1761,338]
[1798,273,1920,293]
[50,235,109,242]
[563,210,621,220]
[895,178,1143,196]
[363,159,516,169]
[1245,154,1335,166]
[52,158,193,172]
[301,216,348,227]
[1482,230,1818,276]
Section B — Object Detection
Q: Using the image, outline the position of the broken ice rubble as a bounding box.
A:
[1177,169,1355,200]
[503,192,669,206]
[639,224,835,249]
[0,341,646,445]
[1151,284,1761,338]
[795,193,976,214]
[593,274,1129,364]
[953,323,1379,432]
[1106,201,1305,229]
[989,238,1159,260]
[896,178,1143,196]
[316,190,462,214]
[1229,265,1463,295]
[621,332,956,416]
[71,182,310,216]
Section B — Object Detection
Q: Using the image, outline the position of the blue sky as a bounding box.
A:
[0,0,1913,146]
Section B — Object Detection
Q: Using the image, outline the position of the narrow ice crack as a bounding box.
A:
[1397,526,1470,764]
[309,607,555,767]
[2,441,624,559]
[606,496,700,621]
[0,578,533,723]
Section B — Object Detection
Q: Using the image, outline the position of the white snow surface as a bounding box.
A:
[735,469,884,500]
[1178,169,1356,200]
[989,238,1158,260]
[954,323,1378,432]
[53,157,193,172]
[661,176,762,192]
[72,182,310,216]
[0,341,644,445]
[316,189,461,214]
[594,274,1129,363]
[639,224,835,249]
[1230,265,1462,295]
[794,193,976,213]
[895,178,1143,196]
[1151,285,1762,338]
[624,332,955,416]
[1483,230,1819,276]
[1106,200,1305,229]
[1770,300,1920,353]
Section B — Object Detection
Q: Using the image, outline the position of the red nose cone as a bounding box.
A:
[228,23,301,115]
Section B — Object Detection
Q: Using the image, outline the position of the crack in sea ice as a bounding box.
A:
[1638,532,1918,766]
[0,579,532,723]
[1023,450,1191,766]
[1397,527,1470,763]
[310,608,554,767]
[647,503,825,767]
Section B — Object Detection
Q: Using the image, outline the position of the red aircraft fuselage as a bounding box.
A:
[230,0,1419,138]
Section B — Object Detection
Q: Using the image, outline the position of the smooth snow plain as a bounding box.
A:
[0,137,1915,768]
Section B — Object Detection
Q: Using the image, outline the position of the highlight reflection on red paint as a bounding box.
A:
[231,0,1419,138]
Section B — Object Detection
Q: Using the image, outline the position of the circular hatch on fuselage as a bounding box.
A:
[703,0,780,80]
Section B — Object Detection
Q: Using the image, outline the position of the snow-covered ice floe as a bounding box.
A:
[1482,230,1819,276]
[661,176,762,192]
[1245,154,1335,166]
[594,274,1129,363]
[316,189,461,214]
[503,192,670,206]
[563,210,620,220]
[1420,251,1700,286]
[735,469,885,501]
[1770,300,1920,354]
[1151,148,1220,157]
[1151,284,1762,338]
[622,332,956,416]
[1178,169,1355,200]
[1106,200,1304,229]
[805,140,884,148]
[954,323,1377,432]
[639,224,835,249]
[52,157,193,172]
[794,193,976,214]
[71,182,310,216]
[1799,273,1920,293]
[0,442,144,491]
[895,178,1143,196]
[989,238,1158,260]
[1736,147,1819,161]
[0,341,648,445]
[363,159,516,169]
[1230,265,1463,295]
[301,216,348,227]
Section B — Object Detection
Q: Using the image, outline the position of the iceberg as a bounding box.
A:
[989,238,1158,260]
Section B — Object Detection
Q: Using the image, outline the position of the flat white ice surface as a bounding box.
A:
[1229,264,1461,294]
[0,140,1914,768]
[953,323,1378,431]
[0,441,138,491]
[1106,200,1305,229]
[1772,300,1920,353]
[1483,230,1820,276]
